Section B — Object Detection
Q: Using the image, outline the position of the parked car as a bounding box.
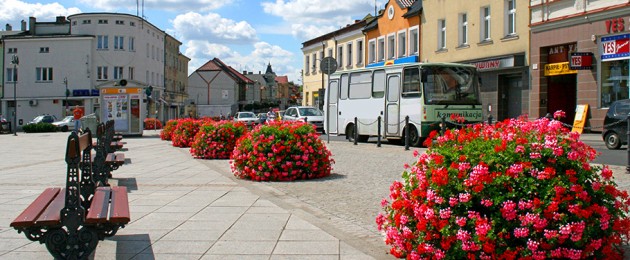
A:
[234,112,259,127]
[282,106,325,133]
[52,116,76,132]
[28,114,57,125]
[603,99,630,149]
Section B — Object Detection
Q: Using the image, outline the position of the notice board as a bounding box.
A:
[571,104,589,133]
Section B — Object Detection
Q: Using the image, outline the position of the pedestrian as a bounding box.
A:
[266,109,275,123]
[73,105,84,132]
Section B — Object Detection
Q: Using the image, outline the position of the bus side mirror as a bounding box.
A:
[421,68,429,83]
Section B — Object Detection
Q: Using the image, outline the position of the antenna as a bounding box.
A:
[136,0,139,17]
[374,0,377,17]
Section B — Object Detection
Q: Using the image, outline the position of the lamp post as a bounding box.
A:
[64,77,69,116]
[11,54,19,136]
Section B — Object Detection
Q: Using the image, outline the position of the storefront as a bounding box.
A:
[99,87,146,136]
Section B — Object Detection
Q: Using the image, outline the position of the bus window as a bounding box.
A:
[402,67,421,98]
[349,71,371,99]
[423,66,480,105]
[340,74,349,100]
[372,70,385,98]
[328,80,339,104]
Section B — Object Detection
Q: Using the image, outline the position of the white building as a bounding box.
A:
[2,13,169,130]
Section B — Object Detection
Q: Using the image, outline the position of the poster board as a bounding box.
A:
[571,104,588,133]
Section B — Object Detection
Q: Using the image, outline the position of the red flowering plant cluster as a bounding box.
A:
[190,120,248,159]
[377,112,630,259]
[231,120,334,181]
[144,118,163,130]
[160,119,179,141]
[171,118,205,147]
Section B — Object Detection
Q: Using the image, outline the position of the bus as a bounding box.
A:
[323,62,484,147]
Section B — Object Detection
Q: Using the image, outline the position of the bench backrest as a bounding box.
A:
[63,130,95,226]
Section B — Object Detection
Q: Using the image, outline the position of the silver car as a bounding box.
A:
[233,112,259,127]
[282,106,325,133]
[52,116,76,132]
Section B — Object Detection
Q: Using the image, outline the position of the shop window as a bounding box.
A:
[601,59,629,108]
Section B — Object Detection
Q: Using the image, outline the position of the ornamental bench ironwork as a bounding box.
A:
[10,130,130,260]
[92,122,126,185]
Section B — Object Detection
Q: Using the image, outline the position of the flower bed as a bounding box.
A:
[160,119,179,141]
[190,120,248,159]
[171,118,203,148]
[144,118,163,130]
[231,121,333,181]
[377,114,630,259]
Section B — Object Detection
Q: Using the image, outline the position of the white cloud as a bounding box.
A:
[290,23,337,41]
[78,0,232,12]
[171,12,257,44]
[0,0,81,26]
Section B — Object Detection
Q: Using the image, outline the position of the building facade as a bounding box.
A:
[164,34,189,121]
[422,0,529,121]
[530,0,630,128]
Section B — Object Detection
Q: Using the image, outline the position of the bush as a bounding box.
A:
[231,120,334,181]
[160,119,178,141]
[377,114,630,259]
[190,120,248,159]
[171,118,203,148]
[23,123,58,133]
[144,118,163,130]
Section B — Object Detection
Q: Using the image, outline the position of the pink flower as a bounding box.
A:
[514,227,529,238]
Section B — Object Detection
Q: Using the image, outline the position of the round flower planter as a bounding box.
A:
[377,114,630,259]
[190,120,248,159]
[171,118,204,148]
[160,119,178,141]
[231,121,334,181]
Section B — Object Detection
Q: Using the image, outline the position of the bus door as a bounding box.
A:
[326,80,339,134]
[385,74,401,136]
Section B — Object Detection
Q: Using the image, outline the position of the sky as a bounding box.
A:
[1,0,387,84]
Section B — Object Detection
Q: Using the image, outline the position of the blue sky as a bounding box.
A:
[1,0,386,84]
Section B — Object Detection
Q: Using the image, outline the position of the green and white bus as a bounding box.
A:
[323,61,484,147]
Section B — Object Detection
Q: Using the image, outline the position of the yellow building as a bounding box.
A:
[301,17,372,108]
[421,0,529,121]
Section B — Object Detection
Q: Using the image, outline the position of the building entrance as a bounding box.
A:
[499,75,523,120]
[547,74,577,125]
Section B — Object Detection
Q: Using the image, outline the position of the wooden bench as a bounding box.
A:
[10,131,130,260]
[92,123,125,185]
[105,120,124,151]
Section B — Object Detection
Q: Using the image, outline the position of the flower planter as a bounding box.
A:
[160,119,178,141]
[190,120,248,159]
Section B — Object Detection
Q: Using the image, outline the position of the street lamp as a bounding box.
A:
[64,77,69,116]
[11,54,19,136]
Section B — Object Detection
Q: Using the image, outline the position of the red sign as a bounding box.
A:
[569,52,593,70]
[605,18,625,34]
[601,34,630,61]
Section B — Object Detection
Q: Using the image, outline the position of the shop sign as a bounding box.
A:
[544,62,577,76]
[605,18,625,34]
[569,52,593,70]
[601,33,630,61]
[101,88,142,94]
[470,55,524,71]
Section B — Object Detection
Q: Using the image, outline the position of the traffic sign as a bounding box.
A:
[320,57,338,75]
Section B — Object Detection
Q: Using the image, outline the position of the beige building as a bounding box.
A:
[421,0,530,121]
[301,17,371,109]
[164,35,189,121]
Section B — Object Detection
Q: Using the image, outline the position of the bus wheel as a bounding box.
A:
[405,126,424,147]
[346,124,356,142]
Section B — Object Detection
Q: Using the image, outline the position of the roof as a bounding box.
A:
[302,17,370,47]
[195,58,253,84]
[275,76,289,84]
[395,0,415,8]
[196,60,222,71]
[403,0,423,18]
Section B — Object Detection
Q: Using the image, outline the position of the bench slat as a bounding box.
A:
[85,187,111,224]
[109,186,130,224]
[36,188,66,226]
[10,188,61,228]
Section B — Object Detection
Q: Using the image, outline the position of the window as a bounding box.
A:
[505,0,516,35]
[481,6,491,41]
[305,55,310,74]
[98,19,108,24]
[319,50,324,64]
[40,47,50,53]
[356,39,364,65]
[368,39,376,64]
[97,35,109,50]
[115,20,124,25]
[152,46,155,59]
[129,67,134,80]
[346,42,353,67]
[130,21,135,27]
[36,67,53,82]
[387,34,395,59]
[312,52,317,73]
[402,67,421,97]
[409,27,419,55]
[348,71,371,99]
[438,19,447,50]
[340,74,348,100]
[82,20,91,24]
[114,36,124,50]
[72,21,77,26]
[8,48,17,54]
[601,60,630,107]
[337,45,343,68]
[397,31,406,58]
[372,70,385,98]
[6,68,17,82]
[97,66,108,80]
[114,66,123,79]
[459,13,468,46]
[146,43,150,58]
[377,37,385,61]
[129,37,135,51]
[327,48,333,58]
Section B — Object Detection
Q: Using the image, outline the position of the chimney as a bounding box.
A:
[5,24,11,31]
[21,20,26,31]
[56,16,66,23]
[259,71,261,74]
[28,17,36,35]
[249,72,253,75]
[243,70,247,74]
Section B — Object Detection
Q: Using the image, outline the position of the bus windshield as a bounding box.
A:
[422,66,481,105]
